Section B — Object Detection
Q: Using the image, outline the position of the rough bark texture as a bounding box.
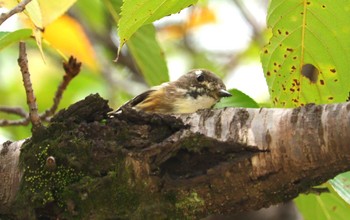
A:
[0,140,23,213]
[1,94,350,219]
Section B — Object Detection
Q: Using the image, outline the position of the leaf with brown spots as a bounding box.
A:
[261,0,350,107]
[295,182,350,220]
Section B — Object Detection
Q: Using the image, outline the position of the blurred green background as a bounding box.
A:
[0,0,269,141]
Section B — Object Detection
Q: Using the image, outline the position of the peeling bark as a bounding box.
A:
[1,94,350,219]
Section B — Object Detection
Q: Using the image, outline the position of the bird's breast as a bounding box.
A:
[173,94,217,113]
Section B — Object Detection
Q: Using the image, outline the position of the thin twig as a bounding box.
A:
[1,56,81,126]
[0,119,29,126]
[17,41,41,129]
[42,56,81,118]
[0,0,32,26]
[0,107,28,117]
[0,106,51,126]
[0,107,29,126]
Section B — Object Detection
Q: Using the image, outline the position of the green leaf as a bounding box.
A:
[295,183,350,220]
[39,0,78,26]
[261,0,350,107]
[330,172,350,205]
[0,29,32,51]
[214,89,259,109]
[127,24,169,86]
[118,0,198,49]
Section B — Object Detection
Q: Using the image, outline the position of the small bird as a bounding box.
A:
[112,69,232,114]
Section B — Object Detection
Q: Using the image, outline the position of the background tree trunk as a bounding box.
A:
[1,94,349,219]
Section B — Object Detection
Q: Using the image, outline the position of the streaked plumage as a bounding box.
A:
[112,69,231,114]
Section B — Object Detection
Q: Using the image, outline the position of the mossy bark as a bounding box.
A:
[13,94,197,219]
[5,94,350,219]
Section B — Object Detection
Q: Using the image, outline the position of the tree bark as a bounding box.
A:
[1,94,350,219]
[0,140,23,214]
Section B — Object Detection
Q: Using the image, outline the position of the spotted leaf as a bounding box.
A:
[261,0,350,107]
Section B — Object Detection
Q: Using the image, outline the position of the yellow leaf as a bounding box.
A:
[38,0,77,27]
[22,16,46,62]
[2,0,77,28]
[32,27,45,62]
[25,0,43,28]
[42,15,98,70]
[26,0,77,28]
[0,1,45,57]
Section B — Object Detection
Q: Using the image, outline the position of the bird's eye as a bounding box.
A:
[196,71,205,82]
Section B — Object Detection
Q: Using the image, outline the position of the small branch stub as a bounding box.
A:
[45,156,56,171]
[1,56,82,126]
[42,56,82,118]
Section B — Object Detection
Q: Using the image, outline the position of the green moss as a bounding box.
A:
[163,191,177,204]
[15,127,205,219]
[180,133,214,153]
[17,140,84,209]
[59,171,140,219]
[13,95,197,219]
[15,126,147,219]
[175,192,205,218]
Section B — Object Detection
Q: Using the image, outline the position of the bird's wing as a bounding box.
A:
[108,83,170,115]
[127,89,156,107]
[108,89,157,115]
[118,83,169,108]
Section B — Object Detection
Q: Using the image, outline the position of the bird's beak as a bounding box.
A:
[218,89,232,97]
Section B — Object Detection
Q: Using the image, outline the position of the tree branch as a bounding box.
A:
[1,95,350,218]
[41,56,81,118]
[1,56,81,126]
[0,118,29,126]
[0,107,27,117]
[17,42,41,130]
[0,0,32,25]
[0,107,29,126]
